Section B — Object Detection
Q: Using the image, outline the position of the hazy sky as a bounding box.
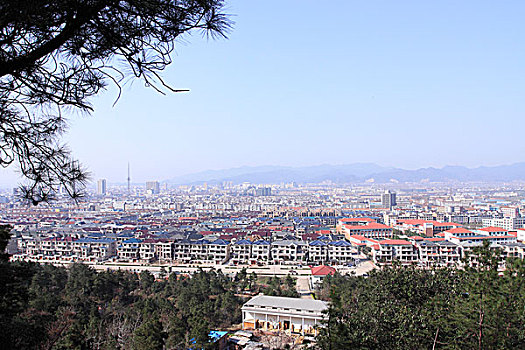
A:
[2,0,525,186]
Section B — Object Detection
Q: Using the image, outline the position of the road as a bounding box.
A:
[296,276,313,299]
[14,256,377,278]
[337,260,376,276]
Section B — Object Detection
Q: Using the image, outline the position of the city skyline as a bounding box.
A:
[4,160,525,188]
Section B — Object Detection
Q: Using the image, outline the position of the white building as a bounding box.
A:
[242,295,328,335]
[415,239,461,267]
[270,240,306,264]
[118,238,141,260]
[482,217,525,230]
[155,241,173,262]
[231,239,253,264]
[372,239,419,265]
[97,179,107,196]
[327,240,356,263]
[251,240,271,262]
[73,238,116,260]
[307,240,328,264]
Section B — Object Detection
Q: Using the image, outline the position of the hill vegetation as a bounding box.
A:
[316,243,525,349]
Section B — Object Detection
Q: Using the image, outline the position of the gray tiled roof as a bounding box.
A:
[243,295,328,312]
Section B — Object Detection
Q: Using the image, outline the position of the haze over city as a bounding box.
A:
[2,0,525,186]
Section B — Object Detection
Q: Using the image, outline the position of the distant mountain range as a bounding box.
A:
[166,162,525,185]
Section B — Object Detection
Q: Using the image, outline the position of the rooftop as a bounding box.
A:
[243,295,328,312]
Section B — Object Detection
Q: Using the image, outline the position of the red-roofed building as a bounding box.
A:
[394,219,462,237]
[476,227,508,236]
[443,226,516,246]
[302,233,321,241]
[311,265,336,276]
[337,218,393,240]
[347,235,379,247]
[337,217,376,226]
[372,239,418,265]
[310,265,336,289]
[445,228,474,236]
[424,237,446,242]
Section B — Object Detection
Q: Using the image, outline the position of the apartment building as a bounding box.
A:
[306,240,328,264]
[395,219,462,237]
[73,238,116,260]
[499,242,525,259]
[372,239,419,265]
[482,217,525,230]
[155,241,174,262]
[231,239,253,264]
[118,238,141,260]
[337,218,393,240]
[139,239,157,261]
[444,227,517,246]
[327,240,356,264]
[207,239,230,263]
[270,240,306,264]
[173,239,192,263]
[251,240,271,262]
[416,239,461,267]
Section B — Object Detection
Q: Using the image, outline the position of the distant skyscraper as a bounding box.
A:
[146,181,160,194]
[97,179,107,196]
[381,190,397,209]
[127,163,131,194]
[255,187,272,196]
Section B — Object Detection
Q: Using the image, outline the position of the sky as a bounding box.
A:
[2,0,525,186]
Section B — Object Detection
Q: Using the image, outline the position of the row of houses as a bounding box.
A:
[14,236,358,265]
[22,237,116,260]
[350,225,524,267]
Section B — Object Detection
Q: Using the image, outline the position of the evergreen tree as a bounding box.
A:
[133,319,166,350]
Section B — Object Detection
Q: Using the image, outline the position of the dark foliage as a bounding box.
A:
[316,244,525,350]
[0,262,243,349]
[0,224,12,261]
[0,0,232,203]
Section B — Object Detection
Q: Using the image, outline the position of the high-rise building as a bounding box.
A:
[127,163,131,194]
[381,190,396,209]
[146,181,160,194]
[97,179,107,196]
[255,187,272,196]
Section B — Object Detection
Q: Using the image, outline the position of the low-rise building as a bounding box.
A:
[231,239,253,264]
[271,240,306,264]
[118,238,141,260]
[155,241,173,262]
[372,239,419,265]
[251,240,271,262]
[337,218,393,240]
[242,295,328,335]
[173,239,192,263]
[73,238,116,260]
[327,240,356,263]
[416,239,461,267]
[207,239,230,263]
[306,240,328,264]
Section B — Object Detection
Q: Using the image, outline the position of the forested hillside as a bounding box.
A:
[2,226,525,350]
[316,244,525,349]
[0,261,245,349]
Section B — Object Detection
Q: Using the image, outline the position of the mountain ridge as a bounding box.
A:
[165,162,525,185]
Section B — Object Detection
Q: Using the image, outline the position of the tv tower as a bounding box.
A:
[127,162,131,194]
